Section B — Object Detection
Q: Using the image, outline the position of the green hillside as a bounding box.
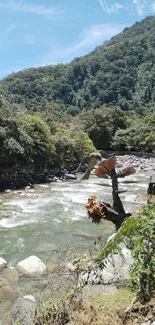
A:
[0,16,155,190]
[1,16,155,115]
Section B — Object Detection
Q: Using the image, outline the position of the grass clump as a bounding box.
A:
[72,288,136,325]
[34,287,136,325]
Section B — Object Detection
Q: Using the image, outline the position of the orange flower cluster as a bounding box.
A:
[84,195,105,224]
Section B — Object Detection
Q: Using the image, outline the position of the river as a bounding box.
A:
[0,173,149,267]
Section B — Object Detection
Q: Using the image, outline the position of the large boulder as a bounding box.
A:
[78,244,133,287]
[16,256,47,276]
[12,296,36,325]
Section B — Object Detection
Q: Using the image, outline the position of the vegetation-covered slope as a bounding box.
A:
[0,16,155,190]
[1,16,155,114]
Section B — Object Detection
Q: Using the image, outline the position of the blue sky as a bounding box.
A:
[0,0,155,78]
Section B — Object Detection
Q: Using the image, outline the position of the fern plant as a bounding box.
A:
[96,203,155,303]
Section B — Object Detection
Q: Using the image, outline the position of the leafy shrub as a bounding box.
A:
[97,204,155,302]
[130,204,155,302]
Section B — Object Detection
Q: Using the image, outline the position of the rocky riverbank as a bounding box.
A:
[0,252,78,325]
[0,165,77,192]
[116,154,155,175]
[0,153,155,192]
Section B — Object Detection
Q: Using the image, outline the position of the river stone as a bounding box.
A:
[65,174,77,180]
[12,296,36,325]
[0,257,7,270]
[0,277,16,300]
[72,232,96,240]
[5,189,12,193]
[3,267,19,285]
[38,184,49,188]
[32,242,57,253]
[101,246,133,283]
[16,256,47,276]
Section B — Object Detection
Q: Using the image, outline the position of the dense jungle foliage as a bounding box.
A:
[0,16,155,186]
[0,98,96,170]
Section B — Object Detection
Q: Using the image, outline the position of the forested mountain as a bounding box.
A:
[1,16,155,115]
[0,16,155,190]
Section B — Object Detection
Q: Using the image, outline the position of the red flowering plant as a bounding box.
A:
[84,194,105,224]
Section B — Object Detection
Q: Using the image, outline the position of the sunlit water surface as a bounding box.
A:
[0,174,149,267]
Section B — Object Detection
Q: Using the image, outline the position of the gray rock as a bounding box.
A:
[16,255,47,276]
[65,174,77,180]
[78,244,133,287]
[99,267,115,284]
[0,257,7,270]
[32,242,57,253]
[3,267,19,285]
[25,186,31,190]
[12,296,36,325]
[0,277,16,300]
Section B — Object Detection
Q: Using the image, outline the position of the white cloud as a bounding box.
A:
[132,0,145,15]
[152,2,155,11]
[99,0,153,16]
[0,0,61,17]
[99,0,124,13]
[132,0,154,16]
[73,23,125,51]
[41,23,125,65]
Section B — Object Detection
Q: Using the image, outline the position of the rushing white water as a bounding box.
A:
[0,173,149,266]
